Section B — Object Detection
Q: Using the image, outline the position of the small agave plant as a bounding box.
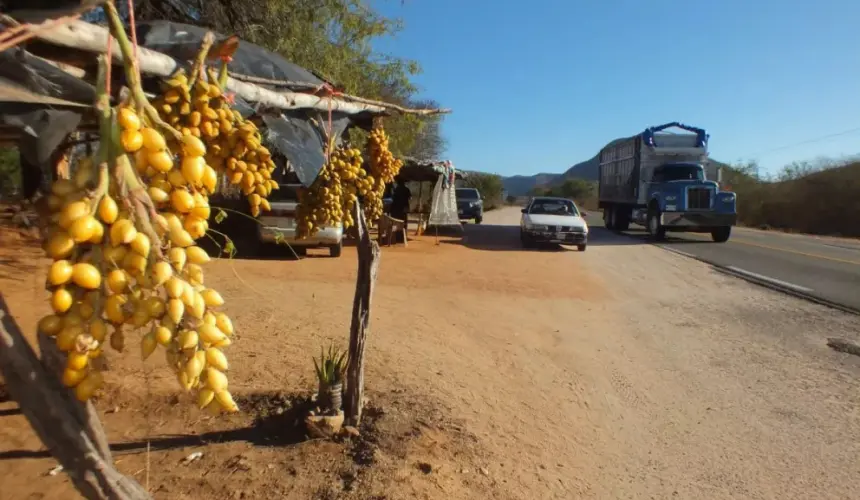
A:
[313,344,349,413]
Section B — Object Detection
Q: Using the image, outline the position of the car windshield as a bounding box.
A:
[456,189,480,200]
[529,199,578,216]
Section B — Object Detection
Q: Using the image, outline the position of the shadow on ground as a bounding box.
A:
[441,224,655,252]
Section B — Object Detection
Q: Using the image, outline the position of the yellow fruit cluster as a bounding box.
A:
[296,126,407,238]
[295,145,364,238]
[38,104,238,414]
[151,71,277,217]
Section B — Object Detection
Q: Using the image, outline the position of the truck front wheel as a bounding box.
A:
[646,208,666,241]
[711,227,732,243]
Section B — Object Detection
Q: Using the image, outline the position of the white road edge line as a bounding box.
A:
[659,246,695,259]
[725,266,814,293]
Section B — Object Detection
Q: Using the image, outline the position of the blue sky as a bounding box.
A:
[371,0,860,177]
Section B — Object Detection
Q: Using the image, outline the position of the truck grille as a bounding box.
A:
[687,188,711,210]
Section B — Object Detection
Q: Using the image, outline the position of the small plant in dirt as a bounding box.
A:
[313,344,348,414]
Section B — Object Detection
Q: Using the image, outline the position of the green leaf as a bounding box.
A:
[223,239,236,258]
[214,209,228,224]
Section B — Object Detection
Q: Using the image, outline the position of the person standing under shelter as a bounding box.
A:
[390,179,411,239]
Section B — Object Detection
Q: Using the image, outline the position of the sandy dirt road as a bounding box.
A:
[1,206,859,499]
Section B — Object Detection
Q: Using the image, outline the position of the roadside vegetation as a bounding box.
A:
[724,157,860,237]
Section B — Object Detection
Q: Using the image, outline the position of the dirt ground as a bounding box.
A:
[1,206,860,499]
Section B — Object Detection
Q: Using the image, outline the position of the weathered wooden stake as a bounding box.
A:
[0,294,150,500]
[344,201,380,426]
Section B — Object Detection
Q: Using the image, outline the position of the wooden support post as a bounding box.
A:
[0,294,150,500]
[344,202,380,427]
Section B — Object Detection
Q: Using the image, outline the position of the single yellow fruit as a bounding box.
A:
[38,314,64,336]
[189,292,206,319]
[202,165,217,193]
[62,367,87,387]
[141,333,158,360]
[106,269,129,293]
[182,215,207,240]
[47,260,74,286]
[169,226,194,247]
[145,296,166,318]
[178,329,199,350]
[184,246,211,265]
[89,319,107,342]
[98,195,119,224]
[130,309,150,328]
[201,289,225,307]
[59,200,89,229]
[69,215,98,243]
[109,329,125,352]
[45,231,75,259]
[56,325,84,351]
[152,261,173,286]
[215,390,238,412]
[62,312,83,328]
[168,298,185,324]
[109,219,137,246]
[215,313,234,336]
[169,247,187,271]
[141,127,167,151]
[167,168,187,188]
[206,367,228,392]
[148,150,173,172]
[105,294,129,324]
[165,277,184,298]
[184,353,205,379]
[170,189,195,213]
[74,372,104,401]
[103,244,127,266]
[77,301,95,319]
[51,287,73,314]
[198,388,215,409]
[118,107,141,131]
[205,347,228,371]
[88,219,105,244]
[71,263,101,289]
[181,155,205,184]
[154,325,173,345]
[122,252,148,276]
[185,264,204,285]
[148,186,169,203]
[181,134,206,156]
[130,232,151,257]
[121,129,144,152]
[66,351,89,371]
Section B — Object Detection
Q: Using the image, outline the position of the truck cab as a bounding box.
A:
[641,162,737,242]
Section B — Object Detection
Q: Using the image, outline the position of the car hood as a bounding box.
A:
[525,214,588,228]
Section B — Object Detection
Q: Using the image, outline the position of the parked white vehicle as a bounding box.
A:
[520,196,589,251]
[257,184,343,257]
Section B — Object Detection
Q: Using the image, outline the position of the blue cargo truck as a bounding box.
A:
[597,122,737,242]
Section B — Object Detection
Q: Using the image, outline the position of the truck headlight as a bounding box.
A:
[720,193,735,203]
[664,195,677,202]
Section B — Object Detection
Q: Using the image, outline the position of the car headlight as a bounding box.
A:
[664,195,677,202]
[525,223,545,231]
[469,201,478,207]
[720,193,735,203]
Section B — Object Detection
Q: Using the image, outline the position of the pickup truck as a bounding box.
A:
[597,122,737,242]
[257,183,344,257]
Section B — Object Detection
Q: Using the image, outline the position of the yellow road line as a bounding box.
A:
[679,234,860,266]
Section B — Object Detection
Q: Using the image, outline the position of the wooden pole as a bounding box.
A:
[0,294,150,500]
[344,202,380,427]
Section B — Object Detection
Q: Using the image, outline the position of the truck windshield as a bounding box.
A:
[658,164,704,182]
[456,189,480,200]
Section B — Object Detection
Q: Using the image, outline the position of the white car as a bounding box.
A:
[520,196,589,251]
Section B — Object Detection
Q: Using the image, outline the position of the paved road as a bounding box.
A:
[583,212,860,312]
